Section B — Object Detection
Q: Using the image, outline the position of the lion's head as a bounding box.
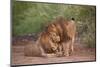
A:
[45,23,61,43]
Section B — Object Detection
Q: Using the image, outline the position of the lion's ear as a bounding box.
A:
[71,18,75,21]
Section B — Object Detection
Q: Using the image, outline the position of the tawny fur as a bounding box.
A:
[46,17,76,56]
[24,17,76,57]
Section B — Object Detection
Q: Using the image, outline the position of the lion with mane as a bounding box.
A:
[45,17,76,56]
[25,17,76,57]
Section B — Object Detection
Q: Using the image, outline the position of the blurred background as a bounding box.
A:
[12,1,96,48]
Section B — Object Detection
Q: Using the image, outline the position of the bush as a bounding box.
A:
[12,1,96,48]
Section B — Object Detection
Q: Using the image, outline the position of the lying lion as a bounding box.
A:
[24,31,61,57]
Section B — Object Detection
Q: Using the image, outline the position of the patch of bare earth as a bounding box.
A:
[11,36,96,66]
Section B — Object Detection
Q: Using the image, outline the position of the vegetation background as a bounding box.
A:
[12,1,96,48]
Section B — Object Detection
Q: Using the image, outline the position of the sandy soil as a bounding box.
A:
[11,36,96,66]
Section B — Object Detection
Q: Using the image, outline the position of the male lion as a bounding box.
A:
[36,27,61,57]
[46,17,76,56]
[24,31,61,57]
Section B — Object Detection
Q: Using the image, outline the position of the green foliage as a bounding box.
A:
[12,1,96,48]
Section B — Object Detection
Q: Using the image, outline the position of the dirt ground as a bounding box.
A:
[11,36,96,66]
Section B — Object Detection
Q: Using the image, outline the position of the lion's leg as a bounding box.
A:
[66,42,70,56]
[71,37,75,53]
[62,42,68,56]
[63,41,72,56]
[38,45,48,57]
[62,43,65,56]
[59,44,63,53]
[56,44,63,57]
[50,43,60,57]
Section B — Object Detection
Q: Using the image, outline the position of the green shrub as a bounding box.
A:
[12,1,96,48]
